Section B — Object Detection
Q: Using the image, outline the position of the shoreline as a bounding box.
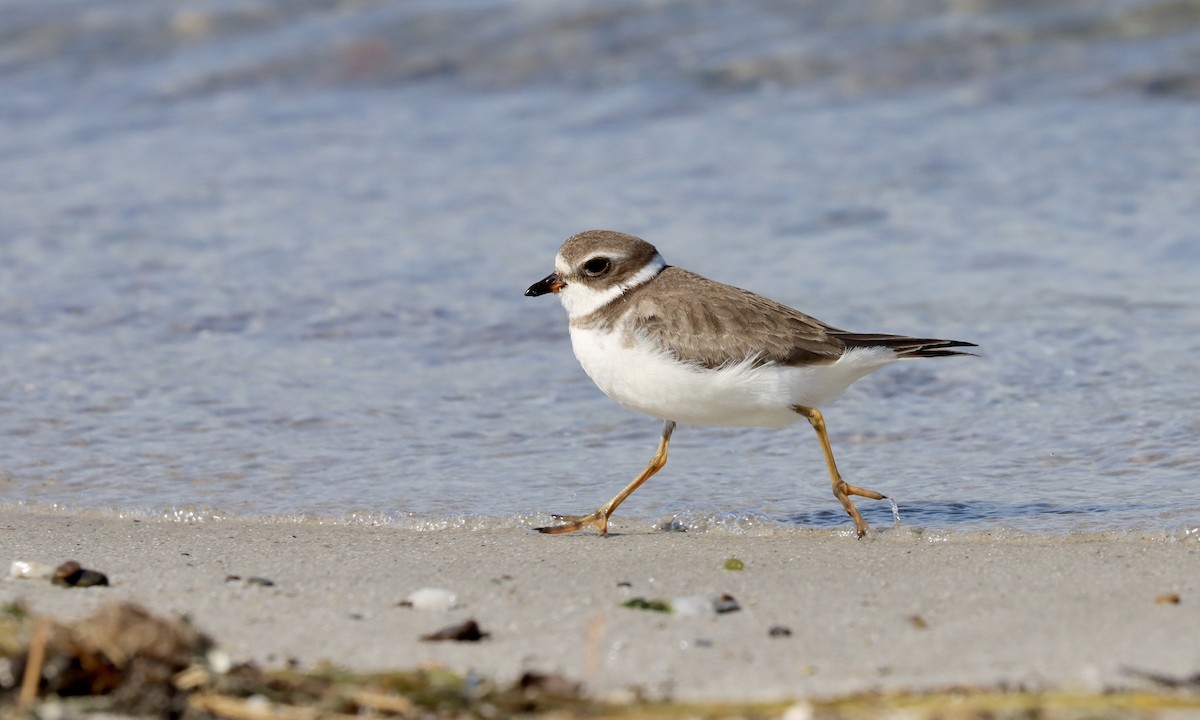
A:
[3,502,1196,542]
[1,510,1196,701]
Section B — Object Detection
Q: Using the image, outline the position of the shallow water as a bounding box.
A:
[1,0,1199,536]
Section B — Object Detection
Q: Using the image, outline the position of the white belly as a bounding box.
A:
[568,327,896,428]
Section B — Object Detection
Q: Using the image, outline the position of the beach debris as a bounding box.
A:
[517,671,581,698]
[347,687,417,714]
[17,616,49,713]
[8,560,54,581]
[421,618,489,642]
[723,557,745,571]
[1154,593,1181,605]
[714,593,741,614]
[908,614,929,629]
[620,597,672,613]
[51,560,109,588]
[622,593,743,616]
[1123,666,1200,689]
[3,600,590,717]
[768,624,793,638]
[223,575,275,587]
[10,599,1193,719]
[400,587,460,611]
[4,602,212,716]
[783,701,815,720]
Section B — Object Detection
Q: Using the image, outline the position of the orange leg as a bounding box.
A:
[538,421,676,536]
[792,405,885,538]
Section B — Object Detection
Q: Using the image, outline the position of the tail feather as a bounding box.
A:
[832,332,978,359]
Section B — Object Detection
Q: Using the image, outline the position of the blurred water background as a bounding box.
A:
[2,0,1199,536]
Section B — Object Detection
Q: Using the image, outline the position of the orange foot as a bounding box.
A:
[536,510,609,535]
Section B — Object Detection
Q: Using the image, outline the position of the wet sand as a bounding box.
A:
[1,511,1196,701]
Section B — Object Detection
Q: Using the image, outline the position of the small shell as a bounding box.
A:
[207,649,233,675]
[9,560,55,580]
[400,587,459,611]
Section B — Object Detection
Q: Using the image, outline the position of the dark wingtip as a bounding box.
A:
[908,339,979,358]
[834,333,979,358]
[912,340,979,357]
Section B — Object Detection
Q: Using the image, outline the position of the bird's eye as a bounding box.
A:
[583,257,611,276]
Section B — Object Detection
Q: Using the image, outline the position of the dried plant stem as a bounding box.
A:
[18,617,51,713]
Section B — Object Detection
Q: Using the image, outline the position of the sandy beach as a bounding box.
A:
[1,510,1196,702]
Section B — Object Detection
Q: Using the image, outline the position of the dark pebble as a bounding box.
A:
[52,560,109,588]
[421,618,489,642]
[73,570,109,587]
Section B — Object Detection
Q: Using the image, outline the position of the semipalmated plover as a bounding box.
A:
[526,230,975,537]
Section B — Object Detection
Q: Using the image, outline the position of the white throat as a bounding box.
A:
[558,254,666,319]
